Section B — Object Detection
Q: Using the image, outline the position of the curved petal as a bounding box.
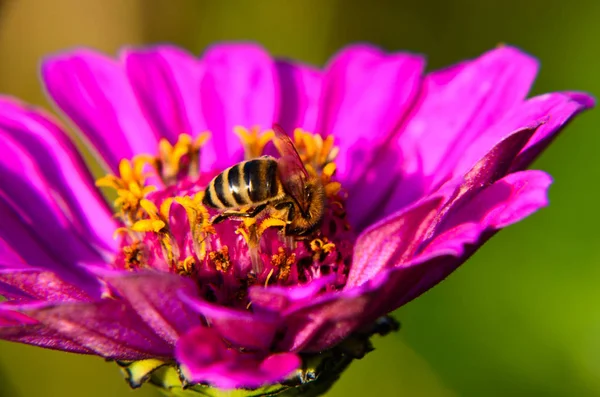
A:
[0,269,91,302]
[367,169,553,319]
[1,300,173,360]
[450,92,594,180]
[0,97,116,255]
[0,200,102,297]
[0,309,95,354]
[346,194,446,289]
[511,92,594,171]
[381,123,540,228]
[317,45,424,183]
[176,326,300,390]
[42,49,159,172]
[122,46,216,170]
[98,271,201,346]
[437,170,552,232]
[200,44,278,167]
[249,275,336,314]
[179,291,280,352]
[275,60,322,133]
[360,46,539,225]
[0,138,106,263]
[274,288,373,352]
[400,45,538,180]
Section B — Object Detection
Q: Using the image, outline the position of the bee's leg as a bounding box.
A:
[274,202,297,248]
[274,202,295,223]
[212,204,268,224]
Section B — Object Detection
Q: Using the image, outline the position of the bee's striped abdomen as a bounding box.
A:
[203,158,281,209]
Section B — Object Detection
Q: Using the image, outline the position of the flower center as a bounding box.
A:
[97,127,354,309]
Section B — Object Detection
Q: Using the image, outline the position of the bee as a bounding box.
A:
[203,124,325,237]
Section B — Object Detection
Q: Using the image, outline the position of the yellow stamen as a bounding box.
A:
[146,132,212,184]
[174,193,215,260]
[234,126,274,159]
[96,157,155,223]
[132,198,177,264]
[131,219,166,233]
[322,163,337,179]
[95,174,121,190]
[320,135,336,164]
[257,217,287,237]
[235,225,250,243]
[175,256,196,276]
[264,268,275,287]
[289,128,339,175]
[325,182,342,197]
[310,238,336,255]
[139,199,160,218]
[112,227,129,239]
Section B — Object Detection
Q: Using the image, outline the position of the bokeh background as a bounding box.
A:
[0,0,598,396]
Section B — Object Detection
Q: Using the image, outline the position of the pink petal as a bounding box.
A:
[346,194,446,289]
[368,170,553,317]
[42,49,159,172]
[0,200,102,297]
[99,271,202,345]
[176,326,300,390]
[274,288,373,352]
[400,45,538,180]
[3,300,173,360]
[451,92,593,179]
[511,92,593,171]
[248,275,336,313]
[375,124,538,236]
[0,308,94,354]
[0,308,37,326]
[0,138,105,263]
[370,46,538,223]
[317,45,424,183]
[0,269,91,302]
[200,44,278,167]
[179,292,280,351]
[438,170,552,232]
[0,97,117,256]
[122,46,215,168]
[275,60,322,133]
[427,124,539,234]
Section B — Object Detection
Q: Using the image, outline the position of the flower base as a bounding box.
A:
[118,316,400,397]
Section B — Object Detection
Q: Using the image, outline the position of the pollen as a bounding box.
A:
[209,246,231,273]
[270,247,295,282]
[310,238,336,262]
[175,256,196,276]
[122,241,146,270]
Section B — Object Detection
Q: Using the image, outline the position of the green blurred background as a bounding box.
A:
[0,0,598,396]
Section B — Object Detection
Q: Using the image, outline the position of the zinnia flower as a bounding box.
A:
[0,43,592,395]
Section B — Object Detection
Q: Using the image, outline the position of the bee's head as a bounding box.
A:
[299,176,324,218]
[287,177,325,237]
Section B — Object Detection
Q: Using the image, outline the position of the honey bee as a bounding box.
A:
[203,124,325,237]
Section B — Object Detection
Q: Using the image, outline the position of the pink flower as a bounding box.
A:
[0,43,593,393]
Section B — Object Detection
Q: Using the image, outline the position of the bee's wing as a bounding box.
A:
[272,124,309,207]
